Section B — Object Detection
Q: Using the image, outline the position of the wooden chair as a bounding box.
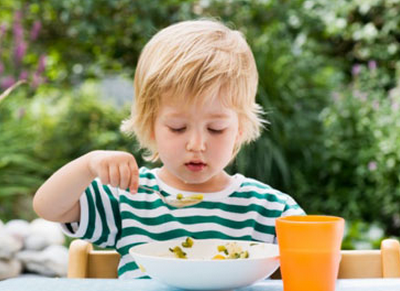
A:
[67,238,400,279]
[67,239,120,278]
[338,238,400,278]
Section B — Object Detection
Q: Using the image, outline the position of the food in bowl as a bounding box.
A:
[168,237,194,258]
[129,238,280,290]
[168,237,250,260]
[213,242,249,259]
[181,236,194,248]
[169,246,187,259]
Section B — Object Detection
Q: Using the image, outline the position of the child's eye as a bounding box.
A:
[169,127,186,133]
[208,128,225,134]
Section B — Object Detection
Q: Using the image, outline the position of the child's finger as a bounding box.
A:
[119,163,130,191]
[98,164,110,185]
[128,162,139,193]
[109,164,120,187]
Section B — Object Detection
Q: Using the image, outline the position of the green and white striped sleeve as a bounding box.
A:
[281,194,306,217]
[61,178,122,248]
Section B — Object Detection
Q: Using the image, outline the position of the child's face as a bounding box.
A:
[153,92,241,191]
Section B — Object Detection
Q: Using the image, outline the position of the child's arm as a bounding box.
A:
[33,150,139,223]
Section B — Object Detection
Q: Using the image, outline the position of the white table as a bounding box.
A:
[1,277,400,291]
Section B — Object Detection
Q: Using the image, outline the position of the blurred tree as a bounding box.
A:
[304,0,400,85]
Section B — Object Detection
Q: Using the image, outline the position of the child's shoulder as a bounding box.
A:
[236,174,305,214]
[237,174,277,192]
[238,175,274,190]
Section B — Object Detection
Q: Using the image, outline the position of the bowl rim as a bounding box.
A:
[129,238,280,262]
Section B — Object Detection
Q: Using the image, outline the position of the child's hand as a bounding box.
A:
[87,150,139,193]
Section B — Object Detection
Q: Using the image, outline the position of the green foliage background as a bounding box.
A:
[1,0,400,248]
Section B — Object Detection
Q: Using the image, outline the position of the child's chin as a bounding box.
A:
[179,174,211,185]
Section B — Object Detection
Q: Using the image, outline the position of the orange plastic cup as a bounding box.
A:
[276,215,345,291]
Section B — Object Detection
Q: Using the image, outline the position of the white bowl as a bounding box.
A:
[129,238,280,290]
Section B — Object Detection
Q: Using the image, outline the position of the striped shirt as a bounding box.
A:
[61,167,304,279]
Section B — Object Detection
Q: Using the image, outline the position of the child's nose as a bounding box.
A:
[186,130,206,152]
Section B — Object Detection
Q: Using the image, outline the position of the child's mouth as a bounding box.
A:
[185,162,206,172]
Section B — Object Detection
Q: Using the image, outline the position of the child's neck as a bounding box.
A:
[157,167,232,193]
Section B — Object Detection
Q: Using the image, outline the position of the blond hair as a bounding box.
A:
[121,19,266,161]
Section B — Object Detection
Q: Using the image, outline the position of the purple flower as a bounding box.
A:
[352,64,361,76]
[368,161,377,171]
[30,21,41,41]
[0,23,7,39]
[353,89,367,101]
[0,76,16,90]
[31,72,44,88]
[12,11,27,66]
[14,41,27,65]
[19,70,29,80]
[36,54,46,74]
[13,15,23,42]
[0,24,6,55]
[368,60,377,71]
[14,10,22,23]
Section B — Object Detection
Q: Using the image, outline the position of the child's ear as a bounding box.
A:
[150,126,156,141]
[235,127,243,143]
